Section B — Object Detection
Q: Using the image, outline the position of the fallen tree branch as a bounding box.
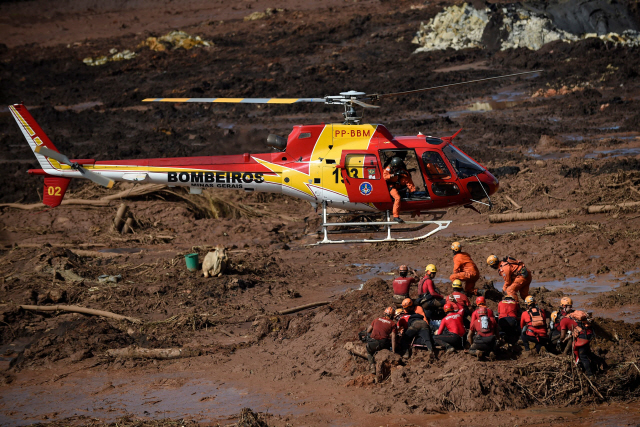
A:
[276,301,329,315]
[0,199,110,210]
[587,201,640,214]
[19,304,141,324]
[543,189,565,201]
[504,195,522,210]
[489,210,568,223]
[106,345,200,359]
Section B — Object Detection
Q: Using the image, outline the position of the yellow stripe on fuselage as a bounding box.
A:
[10,106,35,136]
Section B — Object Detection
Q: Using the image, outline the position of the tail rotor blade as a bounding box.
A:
[78,167,115,188]
[34,145,72,166]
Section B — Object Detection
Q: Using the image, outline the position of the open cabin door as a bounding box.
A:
[337,151,389,204]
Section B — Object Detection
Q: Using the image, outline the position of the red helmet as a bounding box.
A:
[399,265,408,277]
[477,306,488,316]
[384,307,395,317]
[476,296,486,306]
[444,302,455,313]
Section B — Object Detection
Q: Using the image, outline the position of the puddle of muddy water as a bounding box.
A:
[0,371,303,426]
[585,147,640,159]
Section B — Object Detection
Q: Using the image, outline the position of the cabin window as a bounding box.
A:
[299,133,312,139]
[442,145,484,179]
[345,154,379,179]
[421,151,451,180]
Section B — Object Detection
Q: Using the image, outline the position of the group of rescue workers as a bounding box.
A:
[362,242,597,378]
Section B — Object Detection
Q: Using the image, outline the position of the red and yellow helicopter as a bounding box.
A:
[10,71,537,244]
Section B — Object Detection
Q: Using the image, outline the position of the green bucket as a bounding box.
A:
[184,253,199,271]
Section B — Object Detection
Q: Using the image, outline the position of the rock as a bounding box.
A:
[535,160,546,167]
[146,285,167,295]
[48,289,67,303]
[202,246,228,278]
[70,349,93,362]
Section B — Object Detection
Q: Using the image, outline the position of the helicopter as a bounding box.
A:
[10,71,538,244]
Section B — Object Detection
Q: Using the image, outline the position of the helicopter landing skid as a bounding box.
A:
[311,202,451,245]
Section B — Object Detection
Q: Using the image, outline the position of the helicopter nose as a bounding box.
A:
[483,170,499,195]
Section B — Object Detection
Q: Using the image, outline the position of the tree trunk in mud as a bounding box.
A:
[489,210,568,223]
[344,341,369,359]
[106,346,201,359]
[19,304,141,323]
[587,201,640,214]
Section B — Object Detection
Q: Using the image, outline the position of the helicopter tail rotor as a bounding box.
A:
[34,145,115,188]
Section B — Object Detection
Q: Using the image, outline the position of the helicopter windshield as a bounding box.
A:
[442,145,484,179]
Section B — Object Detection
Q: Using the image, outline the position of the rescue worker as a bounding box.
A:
[365,307,397,373]
[434,302,466,352]
[470,296,494,324]
[391,265,418,308]
[487,255,532,302]
[468,306,499,359]
[550,297,574,351]
[416,264,445,319]
[497,295,520,344]
[520,296,550,354]
[559,310,595,377]
[383,157,416,223]
[450,242,481,295]
[397,298,433,358]
[447,280,470,314]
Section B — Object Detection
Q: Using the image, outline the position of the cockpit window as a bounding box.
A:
[421,151,451,180]
[442,145,484,179]
[426,137,443,145]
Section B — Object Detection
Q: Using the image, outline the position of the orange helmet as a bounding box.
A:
[384,307,395,317]
[487,255,499,268]
[451,242,461,252]
[476,296,486,306]
[401,298,413,309]
[560,297,573,307]
[444,302,455,313]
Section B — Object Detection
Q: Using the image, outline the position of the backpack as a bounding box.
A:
[480,315,491,333]
[527,307,545,328]
[567,311,593,341]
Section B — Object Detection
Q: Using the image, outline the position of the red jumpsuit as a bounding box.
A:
[450,252,480,294]
[418,276,443,298]
[498,259,532,301]
[392,276,417,307]
[383,166,416,218]
[447,291,470,311]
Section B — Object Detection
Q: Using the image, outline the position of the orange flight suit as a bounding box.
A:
[498,259,532,302]
[383,166,416,218]
[449,252,480,294]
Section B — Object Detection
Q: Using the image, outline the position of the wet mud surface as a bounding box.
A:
[1,0,640,425]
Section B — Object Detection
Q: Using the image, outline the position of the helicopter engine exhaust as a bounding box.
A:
[267,134,287,151]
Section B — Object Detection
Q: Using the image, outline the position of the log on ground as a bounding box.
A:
[107,346,201,359]
[488,210,568,223]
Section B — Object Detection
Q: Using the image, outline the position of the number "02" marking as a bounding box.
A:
[47,186,62,196]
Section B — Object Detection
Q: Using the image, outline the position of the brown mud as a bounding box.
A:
[1,0,640,425]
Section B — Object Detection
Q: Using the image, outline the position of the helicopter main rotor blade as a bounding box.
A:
[35,145,114,188]
[367,70,543,100]
[350,99,380,109]
[143,97,326,104]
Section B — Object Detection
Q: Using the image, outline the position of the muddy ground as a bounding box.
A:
[1,0,640,425]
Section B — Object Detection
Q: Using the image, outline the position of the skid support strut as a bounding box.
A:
[314,201,451,245]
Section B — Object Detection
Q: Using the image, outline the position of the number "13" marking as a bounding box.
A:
[47,186,62,196]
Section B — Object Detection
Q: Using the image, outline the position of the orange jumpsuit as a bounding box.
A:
[383,166,416,218]
[449,252,480,294]
[498,259,532,301]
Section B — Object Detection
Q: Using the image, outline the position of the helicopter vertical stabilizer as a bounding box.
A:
[8,104,63,172]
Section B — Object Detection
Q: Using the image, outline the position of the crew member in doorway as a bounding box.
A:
[383,157,416,223]
[392,265,417,308]
[487,255,532,302]
[450,242,480,295]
